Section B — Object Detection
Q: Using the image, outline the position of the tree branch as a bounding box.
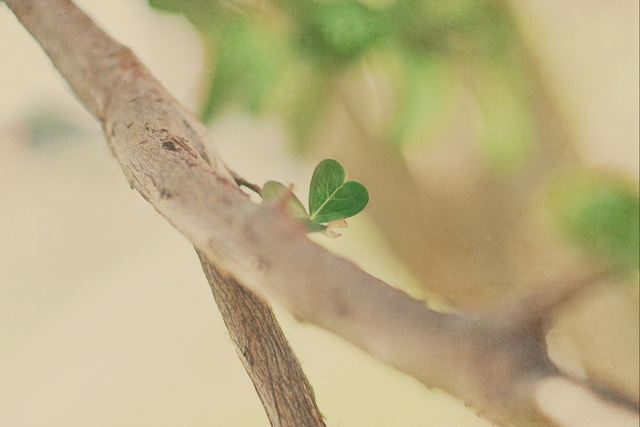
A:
[196,250,325,427]
[5,0,638,426]
[535,377,640,427]
[5,1,325,425]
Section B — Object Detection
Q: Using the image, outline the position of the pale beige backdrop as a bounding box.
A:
[0,1,637,426]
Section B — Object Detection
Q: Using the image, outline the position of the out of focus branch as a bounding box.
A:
[5,0,638,426]
[535,377,639,427]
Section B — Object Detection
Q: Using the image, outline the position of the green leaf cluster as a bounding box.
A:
[546,172,640,272]
[148,0,522,156]
[262,159,369,235]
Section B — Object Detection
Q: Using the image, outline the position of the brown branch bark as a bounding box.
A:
[4,1,325,425]
[5,0,638,426]
[197,250,325,427]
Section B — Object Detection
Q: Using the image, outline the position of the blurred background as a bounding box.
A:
[0,0,637,425]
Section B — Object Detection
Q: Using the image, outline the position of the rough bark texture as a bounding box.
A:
[5,1,638,426]
[197,251,326,427]
[3,1,326,425]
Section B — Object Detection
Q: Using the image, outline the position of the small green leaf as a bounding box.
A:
[309,159,369,223]
[262,181,308,217]
[262,181,326,232]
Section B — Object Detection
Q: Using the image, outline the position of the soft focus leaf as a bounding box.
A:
[147,0,224,30]
[393,52,458,147]
[262,181,326,232]
[262,181,308,218]
[547,172,640,271]
[388,0,499,53]
[298,1,385,66]
[201,21,288,123]
[268,60,330,154]
[474,62,534,171]
[309,159,369,223]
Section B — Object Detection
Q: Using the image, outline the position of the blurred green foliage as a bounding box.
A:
[547,172,640,272]
[148,0,519,156]
[199,21,287,122]
[392,49,457,147]
[298,1,385,64]
[148,0,638,277]
[474,61,534,170]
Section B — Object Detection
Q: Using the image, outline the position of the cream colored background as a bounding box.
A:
[0,1,637,426]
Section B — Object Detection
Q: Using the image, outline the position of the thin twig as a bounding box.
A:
[230,169,263,196]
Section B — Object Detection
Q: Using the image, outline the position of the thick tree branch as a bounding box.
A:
[5,0,638,426]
